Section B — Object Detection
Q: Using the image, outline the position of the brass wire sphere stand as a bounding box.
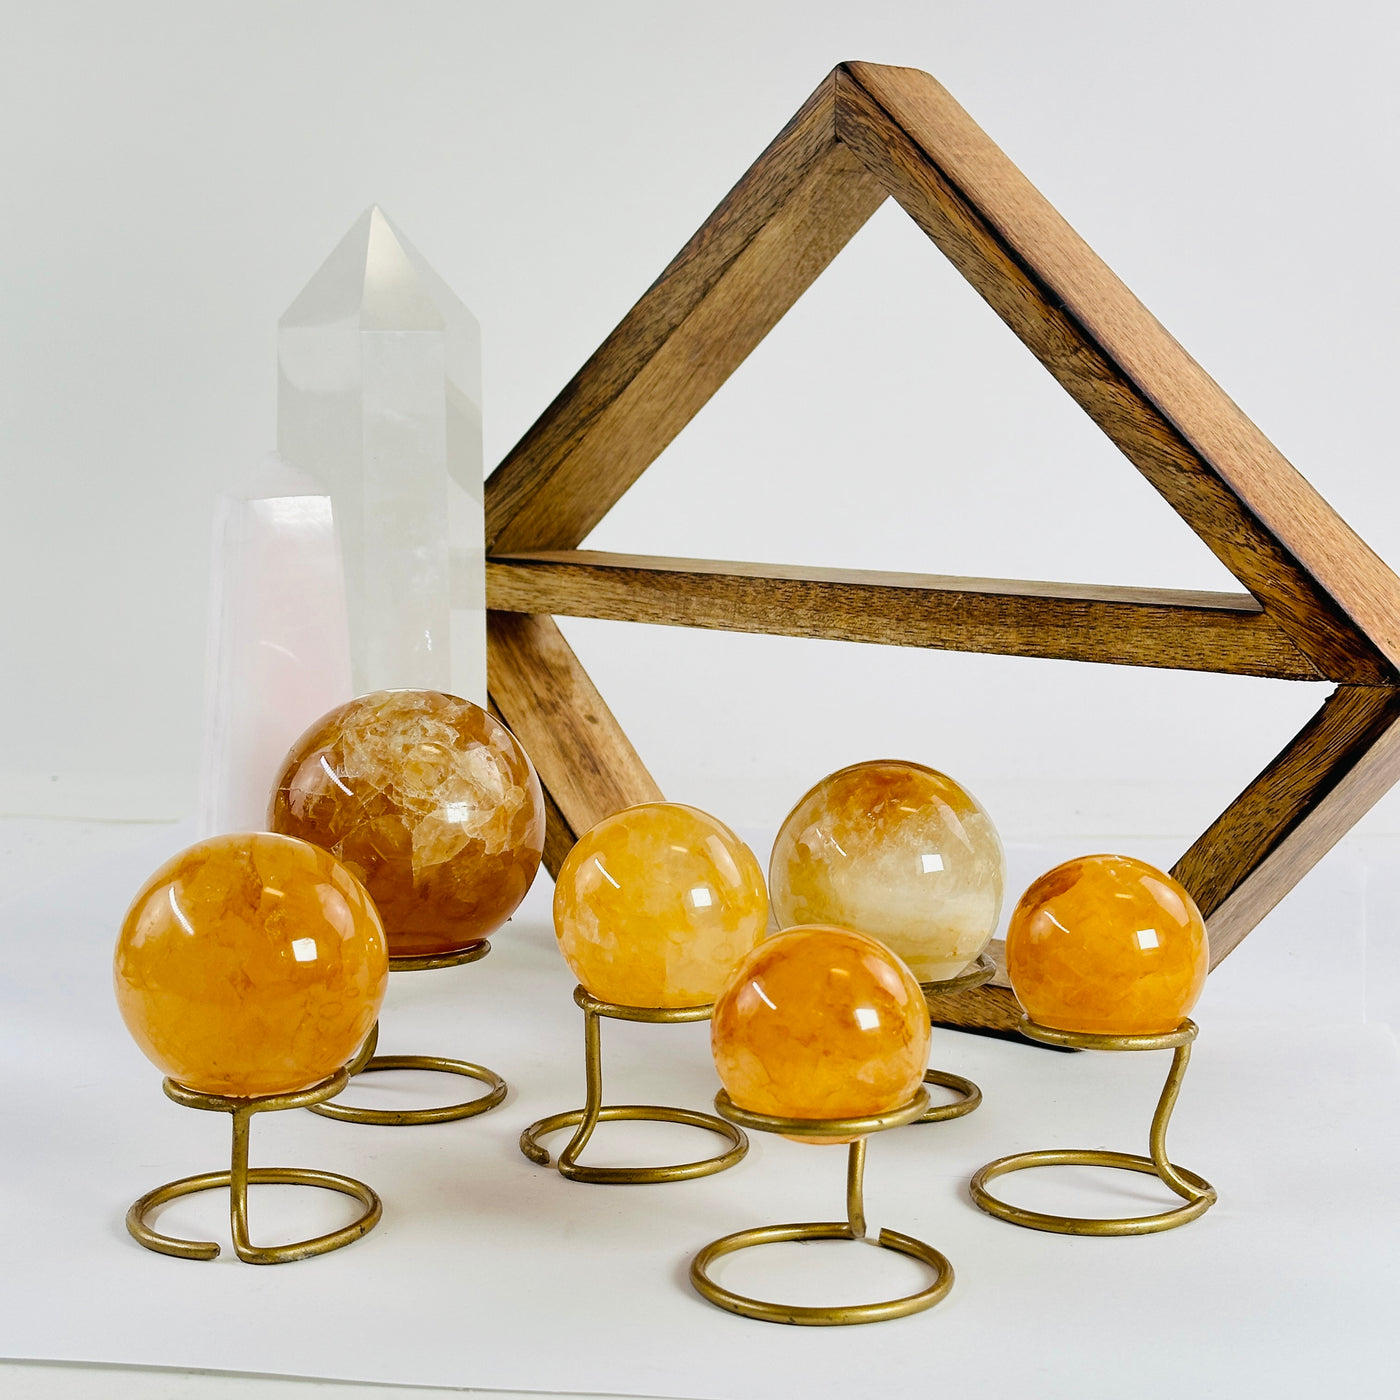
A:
[917,951,995,1123]
[126,1069,382,1264]
[689,1089,953,1325]
[309,942,508,1126]
[519,985,748,1184]
[970,1017,1217,1236]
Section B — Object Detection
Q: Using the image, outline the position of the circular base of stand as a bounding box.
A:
[126,1166,382,1264]
[915,952,995,1124]
[520,1105,747,1184]
[970,1147,1216,1236]
[692,1089,951,1325]
[311,945,508,1126]
[308,1055,508,1126]
[917,1068,982,1123]
[127,1071,382,1264]
[689,1221,953,1326]
[969,1015,1216,1236]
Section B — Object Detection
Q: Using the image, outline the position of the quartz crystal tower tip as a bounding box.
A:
[278,206,485,702]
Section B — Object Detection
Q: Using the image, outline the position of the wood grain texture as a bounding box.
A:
[486,550,1323,680]
[486,75,887,553]
[1173,684,1400,960]
[486,611,663,879]
[836,63,1400,685]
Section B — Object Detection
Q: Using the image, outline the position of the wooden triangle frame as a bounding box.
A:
[482,61,1400,1032]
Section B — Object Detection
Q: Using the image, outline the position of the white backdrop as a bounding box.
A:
[3,0,1399,847]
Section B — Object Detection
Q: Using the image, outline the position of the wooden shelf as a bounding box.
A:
[483,61,1400,1033]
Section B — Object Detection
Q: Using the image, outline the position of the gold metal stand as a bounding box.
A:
[126,1070,382,1264]
[690,1089,953,1325]
[309,941,508,1126]
[970,1016,1217,1236]
[917,950,995,1124]
[519,985,748,1184]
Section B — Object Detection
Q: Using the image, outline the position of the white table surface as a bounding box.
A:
[3,817,1397,1399]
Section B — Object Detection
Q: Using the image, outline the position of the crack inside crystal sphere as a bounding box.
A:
[269,690,545,958]
[769,760,1005,983]
[114,833,388,1097]
[711,925,930,1140]
[1006,854,1209,1034]
[553,803,768,1008]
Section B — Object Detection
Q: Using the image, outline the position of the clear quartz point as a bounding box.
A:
[277,205,485,703]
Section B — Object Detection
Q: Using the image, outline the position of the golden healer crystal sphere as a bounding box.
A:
[711,925,930,1135]
[114,833,389,1098]
[769,760,1005,983]
[1006,854,1209,1035]
[270,690,546,959]
[553,803,768,1009]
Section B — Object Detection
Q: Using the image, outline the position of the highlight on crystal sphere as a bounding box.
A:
[552,802,768,1009]
[1006,854,1209,1035]
[711,925,930,1137]
[269,689,546,959]
[769,759,1005,983]
[114,832,389,1097]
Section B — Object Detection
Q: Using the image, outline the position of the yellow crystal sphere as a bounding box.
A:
[769,760,1005,983]
[711,925,930,1137]
[1006,854,1209,1035]
[114,833,388,1097]
[270,690,545,959]
[553,803,768,1008]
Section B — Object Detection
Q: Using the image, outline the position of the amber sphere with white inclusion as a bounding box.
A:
[770,760,1005,983]
[552,803,769,1009]
[270,690,545,959]
[114,833,389,1098]
[1006,854,1209,1036]
[712,926,930,1141]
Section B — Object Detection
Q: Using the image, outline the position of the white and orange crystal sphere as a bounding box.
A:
[769,760,1005,983]
[552,802,769,1009]
[270,690,545,959]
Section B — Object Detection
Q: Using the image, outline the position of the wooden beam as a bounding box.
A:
[485,550,1323,680]
[835,62,1400,685]
[486,75,888,553]
[486,611,663,878]
[1173,684,1400,960]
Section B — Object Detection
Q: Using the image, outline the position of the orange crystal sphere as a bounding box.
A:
[270,690,546,959]
[769,760,1005,982]
[711,925,930,1137]
[114,833,388,1097]
[1006,854,1209,1035]
[553,803,768,1008]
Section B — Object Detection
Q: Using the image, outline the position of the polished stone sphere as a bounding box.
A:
[553,802,768,1008]
[711,925,930,1137]
[1006,854,1209,1035]
[114,832,388,1097]
[769,760,1005,983]
[270,689,545,959]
